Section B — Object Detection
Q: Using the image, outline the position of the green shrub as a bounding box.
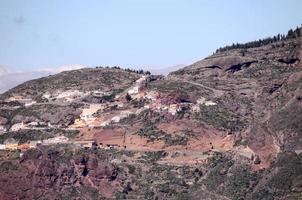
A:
[195,105,246,132]
[0,161,19,172]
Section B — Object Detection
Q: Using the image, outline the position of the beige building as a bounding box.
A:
[4,138,19,150]
[42,136,69,145]
[74,140,96,148]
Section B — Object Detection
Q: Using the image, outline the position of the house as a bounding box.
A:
[143,105,150,109]
[29,140,41,148]
[161,105,169,111]
[295,149,302,154]
[80,104,104,122]
[111,116,121,123]
[204,101,217,106]
[191,105,200,112]
[92,90,105,97]
[92,90,111,97]
[189,158,208,165]
[197,97,206,105]
[10,122,24,132]
[28,121,39,127]
[0,125,6,134]
[8,95,24,101]
[73,140,96,148]
[80,113,95,122]
[121,110,134,117]
[238,151,254,160]
[0,144,5,150]
[24,100,37,107]
[18,143,30,151]
[27,121,49,128]
[56,90,85,102]
[105,144,120,149]
[145,91,158,101]
[197,97,216,106]
[116,103,124,108]
[128,86,139,95]
[110,159,122,164]
[70,119,86,128]
[100,121,110,127]
[42,93,51,100]
[4,138,18,150]
[42,136,69,145]
[126,76,147,96]
[168,104,181,115]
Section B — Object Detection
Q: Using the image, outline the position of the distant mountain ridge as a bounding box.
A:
[0,64,88,94]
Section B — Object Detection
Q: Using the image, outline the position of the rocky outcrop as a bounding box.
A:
[0,147,118,200]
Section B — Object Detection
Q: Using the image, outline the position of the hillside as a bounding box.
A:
[169,35,302,155]
[0,29,301,200]
[1,67,141,101]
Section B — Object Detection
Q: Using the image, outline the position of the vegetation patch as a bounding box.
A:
[0,129,54,144]
[0,161,19,172]
[136,125,189,146]
[195,104,246,132]
[140,151,168,163]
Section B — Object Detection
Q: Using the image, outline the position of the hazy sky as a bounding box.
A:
[1,0,302,71]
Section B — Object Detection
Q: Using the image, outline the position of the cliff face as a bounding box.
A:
[0,146,119,200]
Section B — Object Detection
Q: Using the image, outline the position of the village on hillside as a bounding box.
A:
[0,74,258,166]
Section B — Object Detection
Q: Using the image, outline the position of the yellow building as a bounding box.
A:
[5,143,18,150]
[4,138,19,150]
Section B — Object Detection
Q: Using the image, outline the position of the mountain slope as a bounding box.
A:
[169,35,302,164]
[0,28,301,200]
[1,67,141,101]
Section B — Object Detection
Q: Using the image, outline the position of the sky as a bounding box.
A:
[0,0,302,72]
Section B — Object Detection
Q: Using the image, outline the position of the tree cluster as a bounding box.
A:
[95,65,151,75]
[216,26,301,53]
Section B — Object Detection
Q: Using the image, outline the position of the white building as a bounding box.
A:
[0,125,6,134]
[42,136,69,145]
[168,104,181,115]
[100,121,110,127]
[0,144,5,150]
[92,90,104,97]
[197,97,217,106]
[135,75,148,84]
[111,116,121,123]
[127,75,148,96]
[28,122,39,126]
[197,97,206,105]
[204,101,217,106]
[80,104,104,122]
[42,93,51,100]
[55,90,86,102]
[10,122,24,132]
[128,86,139,95]
[24,100,37,107]
[145,91,158,101]
[121,110,134,117]
[191,105,200,112]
